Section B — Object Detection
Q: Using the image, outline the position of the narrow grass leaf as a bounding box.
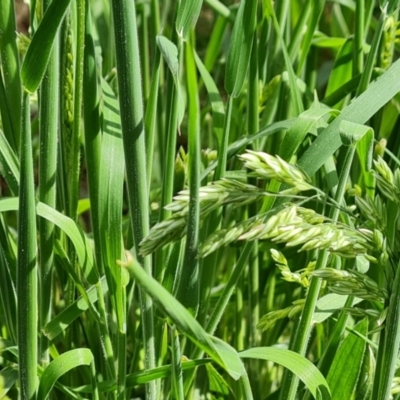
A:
[0,2,21,150]
[21,0,72,93]
[37,348,94,399]
[194,51,225,147]
[99,77,125,327]
[325,38,354,109]
[0,128,19,195]
[280,107,337,162]
[299,58,400,176]
[240,347,331,399]
[263,0,304,114]
[70,359,211,393]
[123,256,243,380]
[176,0,203,41]
[17,92,37,400]
[42,277,108,340]
[313,294,363,324]
[339,120,373,145]
[0,366,18,398]
[326,318,368,400]
[206,363,230,395]
[156,35,179,80]
[224,0,258,97]
[0,198,96,284]
[201,119,295,179]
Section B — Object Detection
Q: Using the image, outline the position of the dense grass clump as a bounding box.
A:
[2,0,400,399]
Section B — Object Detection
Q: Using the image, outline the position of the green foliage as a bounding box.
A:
[2,1,400,399]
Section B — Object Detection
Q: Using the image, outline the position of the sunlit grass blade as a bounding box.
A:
[0,1,21,151]
[21,0,72,93]
[17,92,38,400]
[111,0,156,397]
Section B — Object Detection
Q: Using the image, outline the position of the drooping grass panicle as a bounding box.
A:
[140,178,270,255]
[239,150,315,193]
[373,156,400,203]
[312,268,388,301]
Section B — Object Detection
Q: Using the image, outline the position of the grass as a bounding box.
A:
[2,0,400,399]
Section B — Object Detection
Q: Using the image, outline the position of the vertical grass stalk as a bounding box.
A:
[38,0,59,365]
[18,91,38,400]
[111,0,156,397]
[279,139,358,400]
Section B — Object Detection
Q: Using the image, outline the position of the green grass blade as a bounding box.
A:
[38,0,59,365]
[123,256,244,381]
[0,127,19,195]
[17,92,38,400]
[0,198,97,285]
[37,348,94,399]
[42,276,108,341]
[299,58,400,176]
[0,1,21,151]
[240,347,331,400]
[326,318,368,400]
[175,39,201,315]
[224,0,258,97]
[176,0,203,41]
[0,366,18,398]
[111,0,156,397]
[21,0,72,93]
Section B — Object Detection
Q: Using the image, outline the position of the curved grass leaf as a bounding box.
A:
[21,0,72,93]
[194,51,225,147]
[123,255,244,380]
[0,198,96,284]
[326,318,368,400]
[70,359,211,393]
[42,276,108,341]
[0,128,19,195]
[176,0,203,41]
[99,78,125,326]
[224,0,258,97]
[240,347,332,400]
[0,366,18,398]
[313,294,363,324]
[37,349,94,399]
[299,58,400,176]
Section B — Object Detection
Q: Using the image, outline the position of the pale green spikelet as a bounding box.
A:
[257,299,305,332]
[239,150,314,193]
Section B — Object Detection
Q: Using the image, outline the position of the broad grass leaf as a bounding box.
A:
[37,349,94,399]
[240,347,331,399]
[299,58,400,176]
[224,0,257,97]
[42,276,108,340]
[176,0,203,41]
[99,78,125,328]
[21,0,72,93]
[326,318,368,400]
[124,256,243,380]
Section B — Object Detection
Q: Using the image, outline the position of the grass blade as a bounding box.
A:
[21,0,72,93]
[17,92,38,400]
